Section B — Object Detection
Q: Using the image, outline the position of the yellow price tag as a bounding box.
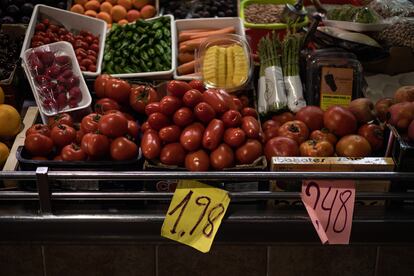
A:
[161,180,231,253]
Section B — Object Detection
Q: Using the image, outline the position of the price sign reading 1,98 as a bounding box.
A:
[301,180,356,244]
[161,180,230,253]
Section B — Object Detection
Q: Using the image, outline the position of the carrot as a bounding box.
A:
[177,60,196,75]
[178,27,236,42]
[178,52,195,64]
[179,37,208,52]
[179,29,215,35]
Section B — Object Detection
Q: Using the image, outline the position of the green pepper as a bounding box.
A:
[160,40,169,50]
[137,26,146,34]
[155,44,164,55]
[140,59,149,72]
[131,55,140,65]
[104,52,112,62]
[124,66,135,73]
[151,20,163,30]
[141,51,149,61]
[163,27,170,37]
[114,65,123,74]
[148,37,154,46]
[148,48,155,57]
[155,29,163,40]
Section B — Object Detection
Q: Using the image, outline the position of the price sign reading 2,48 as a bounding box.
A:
[301,180,356,245]
[161,180,231,253]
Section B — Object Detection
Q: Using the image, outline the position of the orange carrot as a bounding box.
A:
[178,52,195,64]
[177,60,196,75]
[179,29,215,35]
[178,27,236,42]
[179,37,208,52]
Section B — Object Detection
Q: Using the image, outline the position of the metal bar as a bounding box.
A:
[36,167,51,214]
[0,171,37,180]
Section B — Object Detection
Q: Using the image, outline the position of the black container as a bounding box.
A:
[390,126,414,172]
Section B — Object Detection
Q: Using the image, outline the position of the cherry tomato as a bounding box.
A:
[221,110,242,128]
[324,106,357,137]
[241,107,258,118]
[210,143,234,170]
[180,123,205,151]
[98,113,128,138]
[272,112,295,125]
[47,113,73,128]
[202,89,229,114]
[160,143,186,166]
[278,120,309,144]
[26,124,50,137]
[241,116,260,139]
[236,139,263,165]
[81,113,101,134]
[264,137,299,161]
[194,102,216,123]
[232,97,243,111]
[105,78,131,103]
[295,106,324,131]
[185,149,210,171]
[202,119,225,150]
[147,112,170,131]
[94,74,111,98]
[299,140,334,157]
[239,95,249,108]
[336,135,372,157]
[141,121,152,133]
[24,134,54,157]
[50,124,76,148]
[129,85,160,114]
[127,120,140,140]
[223,128,246,148]
[167,80,192,98]
[145,102,161,116]
[110,137,138,161]
[188,79,205,92]
[310,129,338,145]
[160,96,182,116]
[141,129,161,159]
[173,107,194,127]
[159,125,181,143]
[183,89,203,108]
[94,98,121,114]
[61,143,87,161]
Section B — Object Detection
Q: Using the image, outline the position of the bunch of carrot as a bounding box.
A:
[177,26,236,76]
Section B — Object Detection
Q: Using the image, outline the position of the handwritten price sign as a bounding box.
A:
[301,180,355,244]
[161,180,230,253]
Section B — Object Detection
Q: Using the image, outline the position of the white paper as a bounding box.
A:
[265,66,287,112]
[258,76,267,115]
[285,75,306,113]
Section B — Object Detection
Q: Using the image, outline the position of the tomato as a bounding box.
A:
[75,129,85,144]
[145,102,161,116]
[167,80,192,98]
[160,143,186,166]
[210,143,234,170]
[53,155,63,161]
[61,143,86,161]
[50,124,76,148]
[47,113,73,128]
[324,106,357,137]
[94,98,120,114]
[94,74,111,98]
[81,133,110,158]
[141,121,152,133]
[32,156,48,161]
[202,89,230,114]
[223,128,246,148]
[299,140,334,157]
[241,107,258,118]
[232,97,243,111]
[264,127,279,142]
[98,113,128,138]
[183,89,203,108]
[180,123,205,151]
[375,97,395,122]
[188,80,205,92]
[160,96,182,116]
[141,129,161,159]
[109,137,138,161]
[278,120,309,144]
[103,110,134,121]
[105,78,131,103]
[26,124,50,137]
[185,150,210,171]
[194,102,216,123]
[239,95,249,108]
[80,113,101,133]
[235,139,263,165]
[147,112,170,130]
[202,119,225,150]
[24,134,54,156]
[336,135,372,157]
[262,120,280,131]
[129,85,160,114]
[173,107,194,127]
[159,125,181,143]
[272,112,295,125]
[295,106,324,131]
[358,124,384,152]
[264,137,299,161]
[241,116,260,139]
[310,129,338,145]
[221,110,242,128]
[127,120,140,139]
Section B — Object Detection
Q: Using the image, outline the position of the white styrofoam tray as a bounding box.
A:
[22,41,92,117]
[106,14,176,79]
[174,17,246,81]
[20,4,107,78]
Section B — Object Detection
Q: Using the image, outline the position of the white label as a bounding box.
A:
[265,66,287,112]
[258,76,267,114]
[285,75,306,113]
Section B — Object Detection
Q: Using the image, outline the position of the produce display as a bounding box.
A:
[0,29,24,81]
[160,0,237,19]
[327,5,380,23]
[70,0,157,28]
[103,16,172,74]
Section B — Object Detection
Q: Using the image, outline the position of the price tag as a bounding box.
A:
[161,180,231,253]
[301,180,355,244]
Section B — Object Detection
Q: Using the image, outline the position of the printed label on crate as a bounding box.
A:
[320,67,353,110]
[301,180,355,244]
[161,180,230,253]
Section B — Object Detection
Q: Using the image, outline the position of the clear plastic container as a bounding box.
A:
[196,34,252,92]
[22,41,92,117]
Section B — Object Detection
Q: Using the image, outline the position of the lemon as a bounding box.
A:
[0,104,21,138]
[0,142,10,166]
[0,86,4,104]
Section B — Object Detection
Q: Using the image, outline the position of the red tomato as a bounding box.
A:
[160,143,186,166]
[129,85,160,114]
[202,89,230,114]
[183,89,203,108]
[94,98,121,114]
[235,139,263,165]
[324,106,357,137]
[264,127,279,142]
[202,119,225,150]
[160,96,182,116]
[272,112,295,125]
[103,110,134,121]
[47,113,74,128]
[358,124,384,152]
[194,102,216,123]
[81,133,110,158]
[299,140,334,157]
[210,143,234,170]
[241,107,258,118]
[336,135,372,157]
[105,78,131,103]
[232,97,243,111]
[32,156,48,160]
[127,120,140,139]
[148,112,170,130]
[262,120,280,131]
[61,144,87,161]
[24,134,54,156]
[26,124,51,137]
[278,120,309,144]
[50,124,76,148]
[310,129,338,145]
[167,80,192,98]
[94,74,111,98]
[98,113,128,138]
[81,113,101,133]
[53,155,63,161]
[295,106,324,131]
[185,150,210,171]
[75,129,85,144]
[159,125,181,143]
[145,102,161,116]
[110,137,138,161]
[264,137,299,161]
[173,107,194,127]
[239,95,249,108]
[241,116,260,139]
[141,129,161,159]
[221,110,242,128]
[223,128,246,148]
[188,79,205,92]
[180,123,205,151]
[141,121,152,133]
